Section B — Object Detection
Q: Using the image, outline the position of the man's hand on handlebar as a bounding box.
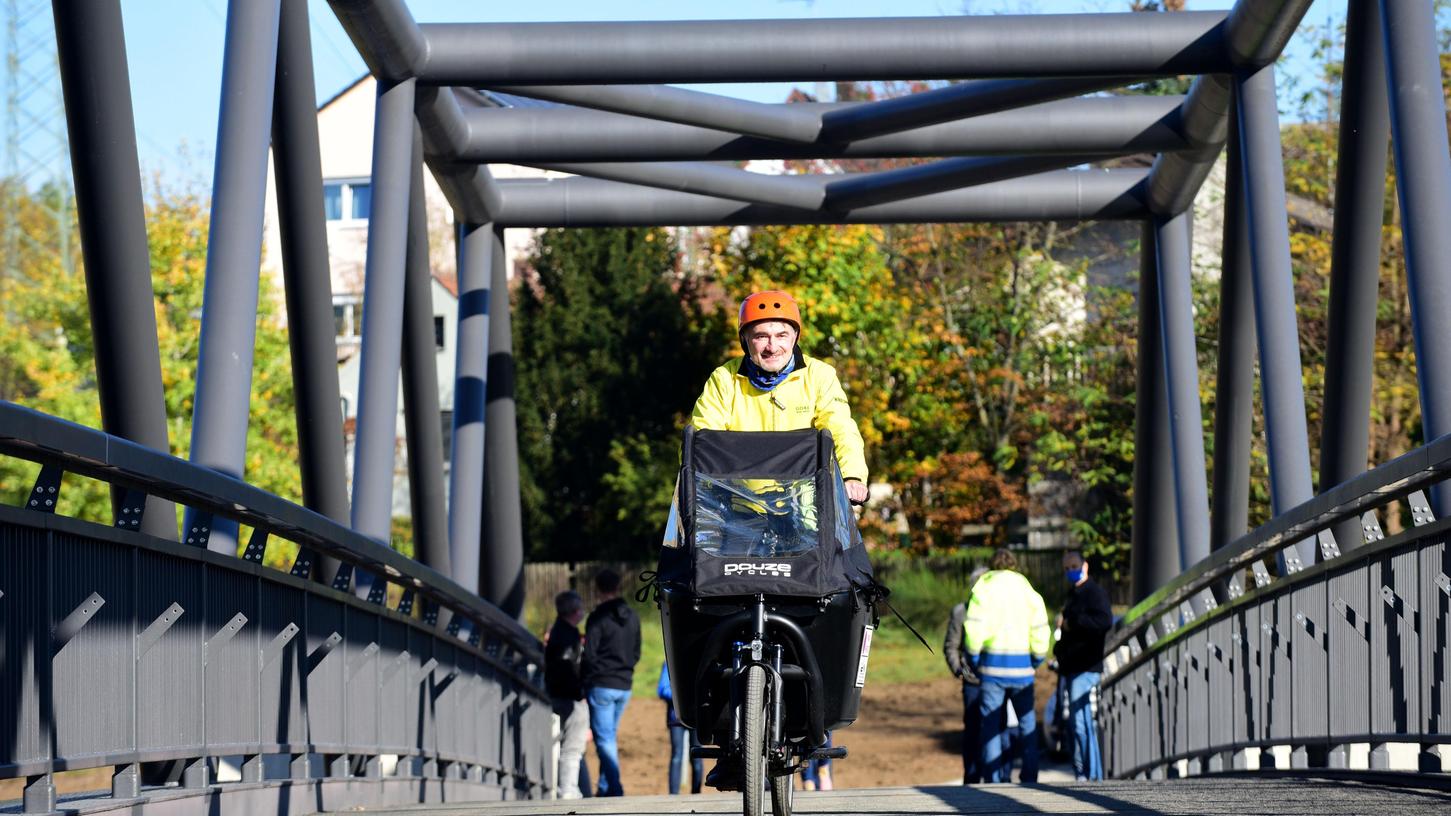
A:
[845,480,868,505]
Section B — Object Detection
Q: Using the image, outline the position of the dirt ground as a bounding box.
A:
[603,673,1057,796]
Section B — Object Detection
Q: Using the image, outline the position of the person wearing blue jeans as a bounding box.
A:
[1053,551,1112,780]
[581,569,641,797]
[1066,671,1103,779]
[587,686,631,794]
[963,549,1051,785]
[979,680,1038,782]
[657,665,702,794]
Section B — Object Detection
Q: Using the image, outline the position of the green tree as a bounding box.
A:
[514,227,732,561]
[1,178,302,563]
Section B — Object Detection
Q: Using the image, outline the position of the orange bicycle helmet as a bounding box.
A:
[738,290,802,333]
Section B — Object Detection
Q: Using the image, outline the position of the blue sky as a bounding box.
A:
[67,1,1342,183]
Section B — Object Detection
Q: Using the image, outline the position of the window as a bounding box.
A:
[434,316,446,350]
[323,179,371,222]
[693,474,818,558]
[334,297,361,340]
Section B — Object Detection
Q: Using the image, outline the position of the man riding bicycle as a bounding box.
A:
[691,290,869,504]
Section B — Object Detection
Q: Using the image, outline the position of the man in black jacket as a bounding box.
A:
[1053,551,1114,780]
[581,569,641,797]
[546,590,590,799]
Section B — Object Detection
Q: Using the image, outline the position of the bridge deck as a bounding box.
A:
[335,777,1451,815]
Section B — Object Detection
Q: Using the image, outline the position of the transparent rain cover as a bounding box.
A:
[693,473,818,558]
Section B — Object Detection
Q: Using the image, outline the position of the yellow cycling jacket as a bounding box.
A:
[690,348,868,483]
[963,569,1051,682]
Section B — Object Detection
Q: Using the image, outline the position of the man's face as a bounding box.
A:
[745,320,798,373]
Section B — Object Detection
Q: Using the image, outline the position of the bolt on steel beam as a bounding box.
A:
[415,12,1230,84]
[52,0,176,540]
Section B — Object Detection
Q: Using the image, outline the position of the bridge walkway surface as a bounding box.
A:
[327,778,1451,816]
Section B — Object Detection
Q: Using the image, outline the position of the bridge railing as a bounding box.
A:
[1100,433,1451,779]
[0,402,552,813]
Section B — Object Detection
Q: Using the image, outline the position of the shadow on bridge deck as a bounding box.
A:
[327,777,1451,816]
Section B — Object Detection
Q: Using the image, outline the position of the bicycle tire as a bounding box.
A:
[770,767,794,816]
[742,664,767,816]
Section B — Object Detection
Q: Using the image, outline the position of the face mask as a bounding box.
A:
[1066,568,1084,584]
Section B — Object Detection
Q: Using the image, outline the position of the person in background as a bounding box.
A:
[944,566,989,784]
[1054,550,1113,780]
[964,548,1051,783]
[581,568,641,797]
[545,590,589,799]
[657,665,703,795]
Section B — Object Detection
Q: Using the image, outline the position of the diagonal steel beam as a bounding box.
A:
[822,154,1105,211]
[817,76,1141,143]
[491,169,1149,227]
[489,84,822,143]
[529,161,826,210]
[417,13,1230,84]
[453,96,1189,163]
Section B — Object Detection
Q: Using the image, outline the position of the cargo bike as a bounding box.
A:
[648,428,885,816]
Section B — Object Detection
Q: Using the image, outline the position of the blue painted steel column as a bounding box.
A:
[1380,0,1451,515]
[448,222,494,595]
[52,0,176,541]
[185,0,282,555]
[482,226,526,618]
[1132,222,1182,603]
[1210,102,1255,560]
[1154,211,1212,576]
[1236,64,1316,570]
[1319,0,1388,550]
[346,76,417,595]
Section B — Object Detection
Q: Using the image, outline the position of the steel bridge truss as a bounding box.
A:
[2,0,1451,812]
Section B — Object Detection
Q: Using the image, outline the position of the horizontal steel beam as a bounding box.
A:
[452,96,1188,163]
[490,169,1149,227]
[416,12,1230,84]
[490,84,822,142]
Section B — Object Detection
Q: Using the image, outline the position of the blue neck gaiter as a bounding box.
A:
[741,351,796,392]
